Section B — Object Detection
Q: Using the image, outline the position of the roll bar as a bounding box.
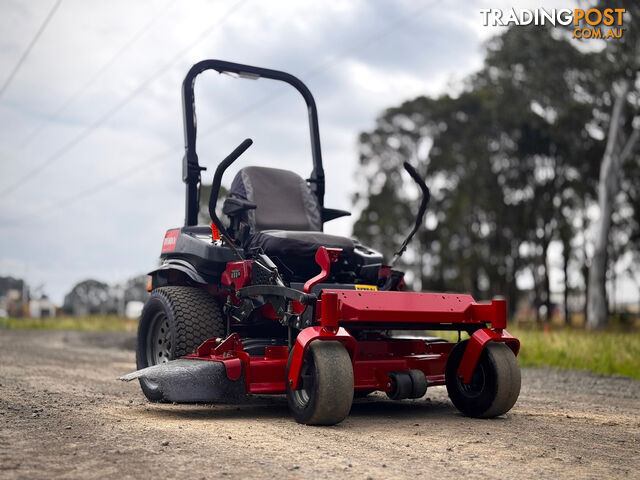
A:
[181,60,325,226]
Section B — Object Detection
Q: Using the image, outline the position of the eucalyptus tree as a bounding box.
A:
[586,3,640,329]
[354,25,603,320]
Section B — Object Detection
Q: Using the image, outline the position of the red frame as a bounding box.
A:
[184,287,519,394]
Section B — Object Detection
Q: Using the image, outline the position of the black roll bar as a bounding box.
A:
[181,59,325,226]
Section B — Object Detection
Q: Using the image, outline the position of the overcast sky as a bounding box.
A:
[1,0,592,304]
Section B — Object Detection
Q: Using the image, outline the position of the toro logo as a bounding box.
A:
[161,229,179,253]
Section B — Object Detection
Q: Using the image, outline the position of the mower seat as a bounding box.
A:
[249,230,354,276]
[228,166,355,276]
[229,166,323,232]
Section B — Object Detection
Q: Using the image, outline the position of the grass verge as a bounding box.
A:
[510,326,640,380]
[0,315,137,332]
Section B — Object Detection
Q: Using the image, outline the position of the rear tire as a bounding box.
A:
[136,286,225,402]
[445,340,521,418]
[286,341,354,425]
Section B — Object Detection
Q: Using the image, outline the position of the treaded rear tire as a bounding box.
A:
[286,341,354,425]
[445,340,521,418]
[136,286,225,402]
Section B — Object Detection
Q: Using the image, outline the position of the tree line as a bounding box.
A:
[352,7,639,328]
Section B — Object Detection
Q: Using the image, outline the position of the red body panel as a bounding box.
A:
[322,289,507,328]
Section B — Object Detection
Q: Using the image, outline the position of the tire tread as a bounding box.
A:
[286,341,354,425]
[153,286,225,356]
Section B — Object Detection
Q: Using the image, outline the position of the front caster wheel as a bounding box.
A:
[286,341,354,425]
[445,340,521,418]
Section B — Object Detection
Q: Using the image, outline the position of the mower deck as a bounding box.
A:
[122,289,518,404]
[177,335,451,397]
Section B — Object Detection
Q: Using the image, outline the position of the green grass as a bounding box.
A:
[510,326,640,380]
[2,315,639,380]
[0,315,137,332]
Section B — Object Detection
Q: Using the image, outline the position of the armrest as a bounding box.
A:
[223,197,257,216]
[322,207,351,223]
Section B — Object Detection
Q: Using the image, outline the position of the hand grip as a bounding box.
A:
[208,138,253,260]
[403,161,430,201]
[209,138,253,221]
[391,162,431,266]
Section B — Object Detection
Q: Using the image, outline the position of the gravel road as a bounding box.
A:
[1,330,638,479]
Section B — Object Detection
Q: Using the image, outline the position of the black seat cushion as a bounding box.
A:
[229,166,355,278]
[249,230,354,278]
[229,166,322,233]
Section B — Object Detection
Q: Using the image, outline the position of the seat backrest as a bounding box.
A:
[229,166,322,232]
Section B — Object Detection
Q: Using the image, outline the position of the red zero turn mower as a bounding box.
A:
[119,60,521,425]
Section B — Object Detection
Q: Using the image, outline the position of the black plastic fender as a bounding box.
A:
[149,259,206,284]
[119,358,247,403]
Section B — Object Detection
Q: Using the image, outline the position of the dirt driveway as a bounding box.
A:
[0,330,638,479]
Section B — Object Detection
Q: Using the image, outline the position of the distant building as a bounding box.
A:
[125,301,144,319]
[29,297,57,318]
[0,276,27,317]
[62,279,115,316]
[62,275,149,317]
[5,289,25,317]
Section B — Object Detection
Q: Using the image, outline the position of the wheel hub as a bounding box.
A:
[147,311,172,365]
[291,362,313,407]
[457,364,486,398]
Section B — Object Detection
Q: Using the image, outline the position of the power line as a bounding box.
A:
[0,147,179,228]
[0,0,63,97]
[0,0,247,198]
[0,2,432,228]
[21,0,176,147]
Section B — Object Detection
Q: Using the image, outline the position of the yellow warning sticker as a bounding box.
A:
[355,284,378,291]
